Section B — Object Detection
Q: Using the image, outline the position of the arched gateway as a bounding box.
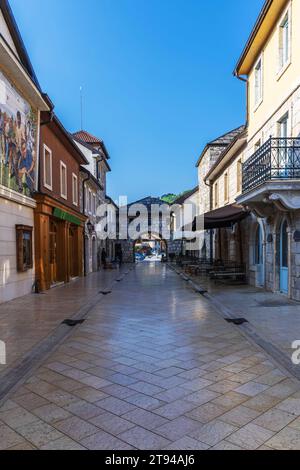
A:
[119,196,181,263]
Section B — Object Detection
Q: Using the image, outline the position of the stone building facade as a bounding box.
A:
[203,129,251,271]
[195,127,245,261]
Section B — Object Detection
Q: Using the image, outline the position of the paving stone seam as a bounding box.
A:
[168,264,300,384]
[0,267,134,407]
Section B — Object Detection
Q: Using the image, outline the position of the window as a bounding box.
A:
[279,11,290,71]
[278,113,289,138]
[84,186,88,214]
[72,173,78,206]
[88,189,92,214]
[16,225,33,272]
[237,159,242,193]
[60,161,67,199]
[214,183,219,208]
[277,113,290,175]
[254,57,263,106]
[92,193,96,215]
[224,172,229,202]
[97,162,102,181]
[43,145,52,190]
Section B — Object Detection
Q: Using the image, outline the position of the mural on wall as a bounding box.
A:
[0,71,37,197]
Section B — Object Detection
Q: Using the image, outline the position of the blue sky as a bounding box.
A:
[10,0,264,203]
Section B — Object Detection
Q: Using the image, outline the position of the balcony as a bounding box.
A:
[237,138,300,216]
[242,138,300,193]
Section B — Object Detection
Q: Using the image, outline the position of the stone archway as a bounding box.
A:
[133,232,168,262]
[119,196,173,263]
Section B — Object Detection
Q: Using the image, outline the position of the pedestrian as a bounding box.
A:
[117,247,123,267]
[101,248,107,269]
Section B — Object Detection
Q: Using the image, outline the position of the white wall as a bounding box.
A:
[0,10,20,58]
[0,196,35,304]
[75,141,95,176]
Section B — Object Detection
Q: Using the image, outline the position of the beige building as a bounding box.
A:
[195,127,244,261]
[204,130,248,268]
[235,0,300,299]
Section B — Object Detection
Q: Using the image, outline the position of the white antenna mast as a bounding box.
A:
[80,86,83,129]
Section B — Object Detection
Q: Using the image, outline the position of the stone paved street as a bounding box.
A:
[179,269,300,361]
[1,263,300,450]
[0,268,124,376]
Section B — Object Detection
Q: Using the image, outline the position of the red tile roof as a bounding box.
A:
[73,130,103,145]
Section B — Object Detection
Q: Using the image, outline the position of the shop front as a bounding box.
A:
[34,194,86,291]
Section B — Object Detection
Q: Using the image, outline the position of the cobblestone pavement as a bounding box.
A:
[0,268,123,375]
[1,263,300,450]
[180,269,300,360]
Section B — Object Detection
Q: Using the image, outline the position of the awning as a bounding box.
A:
[192,204,249,231]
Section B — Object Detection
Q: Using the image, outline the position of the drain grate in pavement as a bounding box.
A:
[225,318,248,326]
[62,319,86,327]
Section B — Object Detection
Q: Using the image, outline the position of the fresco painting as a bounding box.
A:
[0,71,37,197]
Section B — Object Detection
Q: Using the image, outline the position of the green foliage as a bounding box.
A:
[160,189,193,204]
[160,193,177,204]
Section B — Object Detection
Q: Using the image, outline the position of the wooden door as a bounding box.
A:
[280,220,289,294]
[69,226,78,278]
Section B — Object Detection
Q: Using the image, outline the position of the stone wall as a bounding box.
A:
[120,241,134,263]
[198,146,228,261]
[238,210,300,301]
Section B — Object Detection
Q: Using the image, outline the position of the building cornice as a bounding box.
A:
[34,192,87,222]
[234,0,289,76]
[0,184,37,208]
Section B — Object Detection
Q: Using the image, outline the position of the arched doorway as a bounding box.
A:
[280,219,289,294]
[254,223,264,287]
[133,233,168,262]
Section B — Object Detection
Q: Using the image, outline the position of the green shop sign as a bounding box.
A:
[53,208,82,226]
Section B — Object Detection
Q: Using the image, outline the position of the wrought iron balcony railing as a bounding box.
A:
[242,137,300,193]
